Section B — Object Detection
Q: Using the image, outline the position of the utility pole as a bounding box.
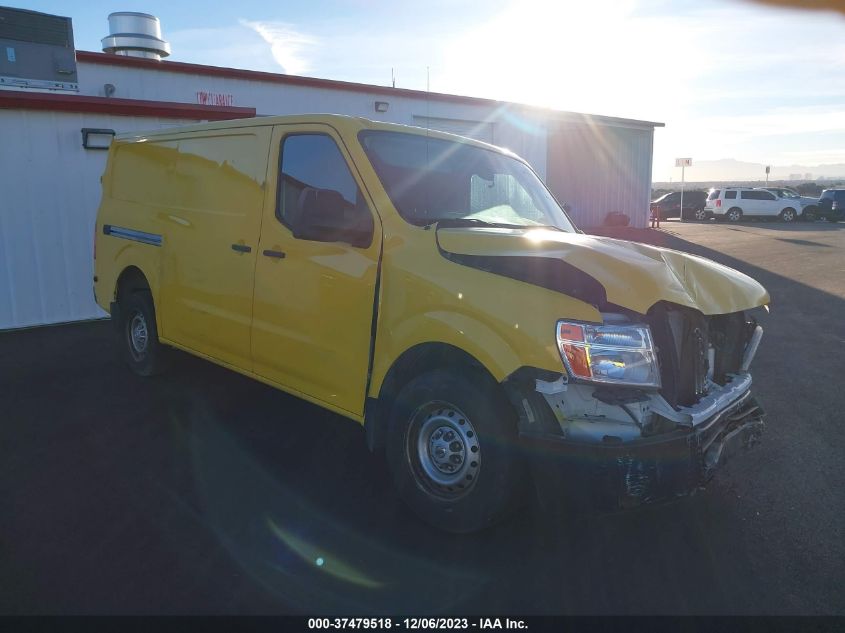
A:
[765,165,770,183]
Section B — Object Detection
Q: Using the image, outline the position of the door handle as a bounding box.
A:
[262,249,286,259]
[231,244,252,253]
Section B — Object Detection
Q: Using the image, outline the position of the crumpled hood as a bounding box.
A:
[437,227,770,316]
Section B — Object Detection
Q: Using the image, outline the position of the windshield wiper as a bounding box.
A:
[429,218,565,231]
[427,218,525,230]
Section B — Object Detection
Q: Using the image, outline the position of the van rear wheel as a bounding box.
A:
[386,368,525,533]
[727,207,743,222]
[119,291,167,376]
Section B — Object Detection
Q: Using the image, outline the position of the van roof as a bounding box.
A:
[115,113,516,155]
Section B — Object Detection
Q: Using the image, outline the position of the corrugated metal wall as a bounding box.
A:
[545,122,653,229]
[0,109,196,329]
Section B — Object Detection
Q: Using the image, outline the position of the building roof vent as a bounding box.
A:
[101,12,170,60]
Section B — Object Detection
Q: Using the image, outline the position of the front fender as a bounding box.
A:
[369,305,568,400]
[406,310,518,376]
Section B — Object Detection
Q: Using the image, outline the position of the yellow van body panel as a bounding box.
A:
[365,223,602,396]
[251,123,382,417]
[436,227,771,316]
[95,114,769,428]
[94,205,163,311]
[96,126,273,371]
[154,127,272,370]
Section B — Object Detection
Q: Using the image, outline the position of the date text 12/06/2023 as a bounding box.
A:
[307,618,528,630]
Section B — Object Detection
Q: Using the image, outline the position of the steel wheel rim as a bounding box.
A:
[729,210,741,221]
[695,208,706,220]
[406,401,481,499]
[127,311,148,361]
[783,209,794,222]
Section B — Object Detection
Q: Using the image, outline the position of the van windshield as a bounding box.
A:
[359,130,576,232]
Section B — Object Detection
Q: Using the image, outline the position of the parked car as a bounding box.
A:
[94,115,769,532]
[763,187,819,219]
[650,190,708,220]
[705,186,801,222]
[815,189,845,222]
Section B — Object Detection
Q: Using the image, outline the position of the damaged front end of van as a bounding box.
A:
[439,228,768,512]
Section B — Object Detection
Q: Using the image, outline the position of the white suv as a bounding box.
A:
[705,187,801,222]
[764,187,819,218]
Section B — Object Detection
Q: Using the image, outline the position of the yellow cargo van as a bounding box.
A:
[94,115,769,532]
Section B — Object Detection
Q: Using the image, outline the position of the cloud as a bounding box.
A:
[239,20,318,75]
[167,24,280,72]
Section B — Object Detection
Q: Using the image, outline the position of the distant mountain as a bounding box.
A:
[659,158,845,183]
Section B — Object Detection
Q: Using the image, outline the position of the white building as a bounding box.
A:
[0,8,663,330]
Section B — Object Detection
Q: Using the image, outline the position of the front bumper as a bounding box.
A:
[520,390,765,513]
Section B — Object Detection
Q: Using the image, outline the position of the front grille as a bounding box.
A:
[648,304,710,408]
[649,304,754,409]
[690,324,709,398]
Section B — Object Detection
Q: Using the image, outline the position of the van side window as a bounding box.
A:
[725,191,737,199]
[277,134,365,226]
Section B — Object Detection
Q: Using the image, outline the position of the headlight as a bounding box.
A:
[556,320,661,388]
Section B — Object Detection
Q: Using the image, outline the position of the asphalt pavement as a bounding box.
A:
[1,219,843,615]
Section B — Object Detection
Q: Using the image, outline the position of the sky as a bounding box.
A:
[18,0,845,181]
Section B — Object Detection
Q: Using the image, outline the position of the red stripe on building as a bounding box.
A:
[0,90,256,120]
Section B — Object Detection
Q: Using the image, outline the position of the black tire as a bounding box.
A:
[802,206,817,221]
[693,207,707,221]
[727,207,743,222]
[118,290,167,376]
[779,207,797,223]
[386,367,525,533]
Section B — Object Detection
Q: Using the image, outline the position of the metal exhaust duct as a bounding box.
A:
[101,12,170,60]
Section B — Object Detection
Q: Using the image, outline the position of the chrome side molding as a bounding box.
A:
[103,224,162,247]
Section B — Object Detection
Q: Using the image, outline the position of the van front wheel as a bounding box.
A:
[386,368,525,533]
[119,291,167,376]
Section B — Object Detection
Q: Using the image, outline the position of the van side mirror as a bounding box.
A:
[291,187,373,248]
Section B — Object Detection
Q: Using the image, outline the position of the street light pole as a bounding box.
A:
[676,158,692,222]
